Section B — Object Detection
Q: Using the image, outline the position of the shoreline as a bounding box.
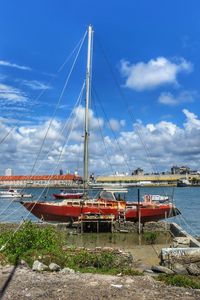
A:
[1,264,200,300]
[1,221,200,299]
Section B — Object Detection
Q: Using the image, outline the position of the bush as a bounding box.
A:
[143,232,158,244]
[0,222,139,276]
[65,249,116,269]
[157,274,200,289]
[0,221,62,264]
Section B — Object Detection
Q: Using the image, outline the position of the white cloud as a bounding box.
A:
[21,80,51,90]
[108,118,125,131]
[183,109,200,130]
[0,60,31,71]
[0,83,28,102]
[159,90,197,106]
[120,57,192,91]
[72,105,104,131]
[1,108,200,175]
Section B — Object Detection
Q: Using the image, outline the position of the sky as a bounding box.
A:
[0,0,200,176]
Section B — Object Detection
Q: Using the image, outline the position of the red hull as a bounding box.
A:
[21,201,179,223]
[53,193,83,200]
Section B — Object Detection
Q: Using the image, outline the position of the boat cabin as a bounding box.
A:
[99,188,128,201]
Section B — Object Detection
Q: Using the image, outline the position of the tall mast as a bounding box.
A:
[83,25,93,192]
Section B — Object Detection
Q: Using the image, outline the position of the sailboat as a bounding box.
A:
[53,189,83,200]
[20,25,180,223]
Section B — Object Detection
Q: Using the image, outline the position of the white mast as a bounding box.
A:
[83,25,93,192]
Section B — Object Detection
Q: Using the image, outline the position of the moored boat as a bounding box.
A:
[0,188,32,198]
[53,190,83,200]
[143,194,170,203]
[20,25,180,224]
[21,189,180,223]
[177,178,191,187]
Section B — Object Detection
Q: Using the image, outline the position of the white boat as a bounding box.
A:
[177,178,191,187]
[143,194,170,203]
[0,188,32,198]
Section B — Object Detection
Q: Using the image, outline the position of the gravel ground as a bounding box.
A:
[0,265,200,300]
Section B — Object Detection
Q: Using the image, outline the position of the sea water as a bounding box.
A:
[0,186,199,236]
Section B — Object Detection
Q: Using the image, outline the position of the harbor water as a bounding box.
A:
[0,186,199,236]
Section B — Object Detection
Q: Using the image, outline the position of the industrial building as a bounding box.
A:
[0,174,82,188]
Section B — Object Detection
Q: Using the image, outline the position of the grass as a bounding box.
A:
[0,221,63,265]
[143,232,158,244]
[157,274,200,289]
[0,221,142,276]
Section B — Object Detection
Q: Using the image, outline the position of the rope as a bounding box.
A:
[0,82,85,216]
[0,29,87,229]
[30,81,85,179]
[91,94,115,174]
[28,31,87,179]
[93,86,131,174]
[95,36,175,197]
[0,31,87,148]
[175,212,199,237]
[0,82,85,222]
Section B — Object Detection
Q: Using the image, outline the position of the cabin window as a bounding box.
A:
[100,191,115,200]
[114,193,126,201]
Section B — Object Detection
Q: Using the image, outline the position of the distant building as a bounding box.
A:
[0,174,82,187]
[171,165,190,174]
[179,166,190,174]
[132,168,144,176]
[89,173,95,182]
[5,168,12,176]
[171,166,180,174]
[59,169,63,175]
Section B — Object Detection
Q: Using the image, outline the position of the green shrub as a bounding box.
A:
[143,232,158,244]
[65,249,116,269]
[0,221,62,264]
[157,274,200,289]
[121,268,143,276]
[0,222,140,276]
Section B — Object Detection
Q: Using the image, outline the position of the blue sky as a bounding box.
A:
[0,0,200,176]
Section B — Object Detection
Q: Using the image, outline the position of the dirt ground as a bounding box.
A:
[0,265,200,300]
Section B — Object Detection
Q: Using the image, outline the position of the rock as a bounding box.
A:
[60,267,75,274]
[88,281,99,287]
[2,265,14,274]
[62,245,69,251]
[151,265,174,274]
[102,247,114,252]
[20,259,29,268]
[125,278,134,284]
[95,247,102,251]
[144,269,155,274]
[111,284,123,289]
[171,263,188,275]
[173,237,190,245]
[32,260,49,272]
[49,263,61,272]
[186,263,200,276]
